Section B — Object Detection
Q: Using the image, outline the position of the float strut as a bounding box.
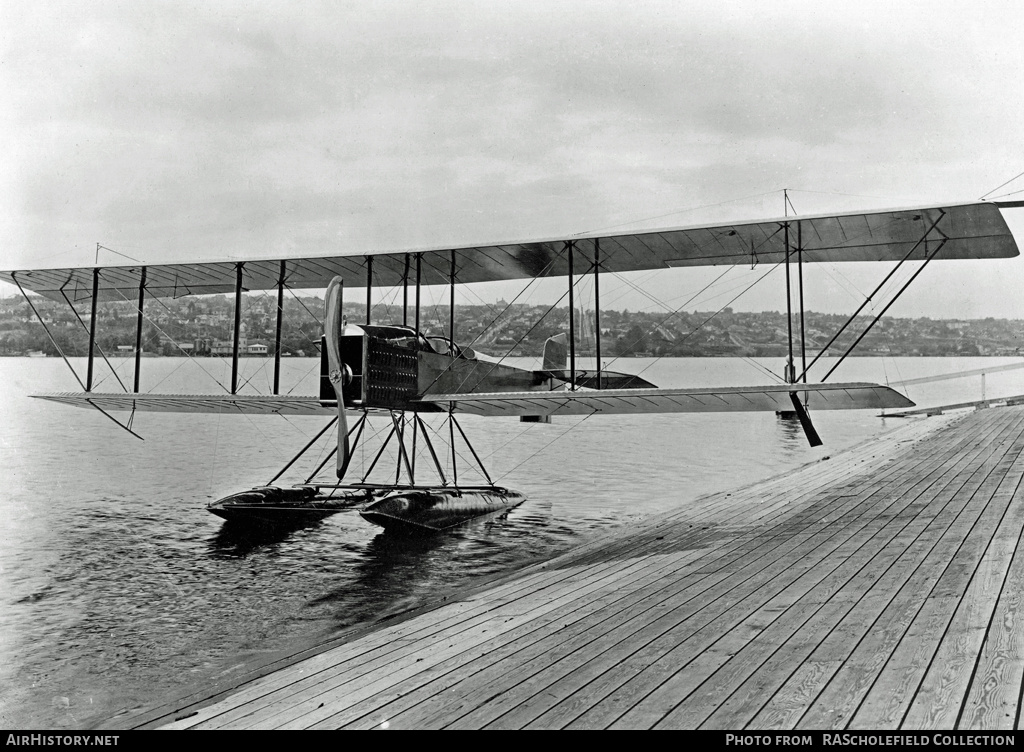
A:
[451,414,493,485]
[266,416,338,486]
[415,414,447,485]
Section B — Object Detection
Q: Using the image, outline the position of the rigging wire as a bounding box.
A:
[432,287,573,397]
[610,262,786,387]
[285,359,324,396]
[287,288,323,329]
[980,170,1024,201]
[95,244,144,264]
[494,416,589,485]
[987,187,1024,201]
[57,294,128,394]
[572,189,783,236]
[58,290,132,393]
[600,264,736,375]
[785,187,919,204]
[461,258,559,351]
[110,286,231,393]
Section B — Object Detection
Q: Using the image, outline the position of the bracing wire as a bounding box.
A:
[980,170,1024,200]
[572,189,783,236]
[110,287,231,393]
[987,187,1024,201]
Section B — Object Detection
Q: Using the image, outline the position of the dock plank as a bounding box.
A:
[841,416,1024,728]
[483,436,954,729]
[132,408,1024,731]
[745,410,1019,729]
[902,448,1024,728]
[745,409,1015,733]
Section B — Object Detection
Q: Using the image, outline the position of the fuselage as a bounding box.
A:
[320,324,548,412]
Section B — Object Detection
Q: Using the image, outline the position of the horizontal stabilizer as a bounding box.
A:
[33,393,334,415]
[416,382,914,417]
[542,333,567,371]
[541,370,658,390]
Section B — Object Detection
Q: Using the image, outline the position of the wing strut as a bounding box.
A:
[821,235,948,382]
[133,267,146,392]
[567,240,576,391]
[273,260,285,395]
[87,268,99,391]
[58,287,128,393]
[782,201,819,446]
[594,237,603,389]
[14,274,145,439]
[231,264,245,394]
[799,210,948,382]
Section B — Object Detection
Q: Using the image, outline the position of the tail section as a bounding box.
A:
[543,333,567,371]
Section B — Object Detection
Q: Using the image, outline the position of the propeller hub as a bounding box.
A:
[328,364,353,387]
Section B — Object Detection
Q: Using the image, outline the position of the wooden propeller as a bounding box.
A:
[324,277,352,478]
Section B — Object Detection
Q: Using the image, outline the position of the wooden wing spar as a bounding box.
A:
[31,382,914,416]
[1,200,1018,303]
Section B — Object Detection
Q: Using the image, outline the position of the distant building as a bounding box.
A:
[210,339,242,356]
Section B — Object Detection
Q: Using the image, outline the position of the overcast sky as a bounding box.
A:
[2,0,1023,318]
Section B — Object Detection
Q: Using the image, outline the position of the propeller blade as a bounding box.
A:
[789,391,823,447]
[324,277,351,478]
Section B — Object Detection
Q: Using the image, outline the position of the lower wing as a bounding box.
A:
[32,382,912,416]
[415,382,913,416]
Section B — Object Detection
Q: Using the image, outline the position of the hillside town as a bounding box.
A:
[1,292,1023,359]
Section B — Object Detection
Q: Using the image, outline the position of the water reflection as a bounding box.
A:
[208,518,328,559]
[774,412,807,449]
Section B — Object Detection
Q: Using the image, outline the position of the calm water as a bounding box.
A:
[2,355,1023,728]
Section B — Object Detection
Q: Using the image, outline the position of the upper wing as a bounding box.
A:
[32,381,912,416]
[2,201,1017,302]
[416,382,913,417]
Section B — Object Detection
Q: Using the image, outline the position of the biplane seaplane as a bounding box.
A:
[2,199,1020,533]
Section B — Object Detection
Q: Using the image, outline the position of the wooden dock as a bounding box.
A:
[133,406,1024,730]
